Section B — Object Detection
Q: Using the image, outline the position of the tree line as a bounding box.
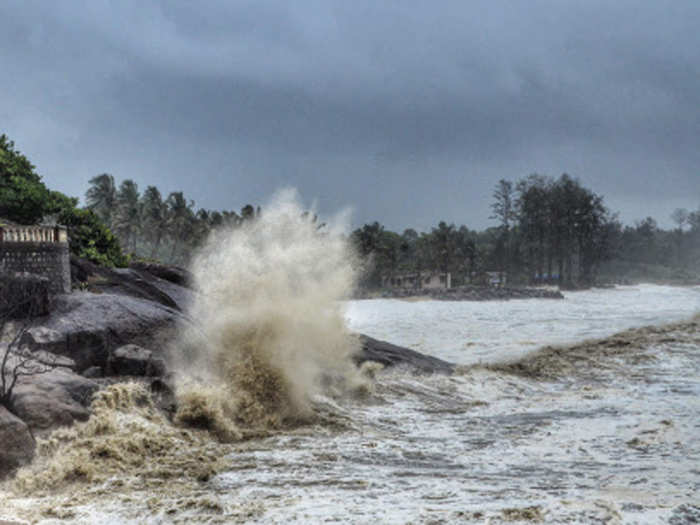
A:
[351,174,700,289]
[2,134,698,284]
[84,174,259,265]
[1,134,259,267]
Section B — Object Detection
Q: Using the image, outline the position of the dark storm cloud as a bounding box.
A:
[1,0,698,230]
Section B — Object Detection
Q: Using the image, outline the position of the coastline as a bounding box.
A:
[354,285,564,301]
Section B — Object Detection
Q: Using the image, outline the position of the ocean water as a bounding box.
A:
[345,284,700,365]
[1,284,699,523]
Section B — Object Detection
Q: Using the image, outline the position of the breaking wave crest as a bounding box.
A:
[473,314,700,381]
[173,189,365,432]
[11,383,226,493]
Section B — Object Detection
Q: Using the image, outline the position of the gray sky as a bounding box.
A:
[1,1,698,231]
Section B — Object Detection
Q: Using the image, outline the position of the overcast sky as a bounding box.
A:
[1,1,698,231]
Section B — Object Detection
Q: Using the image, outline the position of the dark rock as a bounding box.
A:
[10,367,98,434]
[129,261,193,288]
[108,344,166,377]
[0,274,52,318]
[82,366,103,378]
[109,344,152,375]
[0,404,35,479]
[150,377,176,418]
[149,356,167,377]
[355,334,455,374]
[364,285,564,302]
[19,292,191,371]
[70,256,197,312]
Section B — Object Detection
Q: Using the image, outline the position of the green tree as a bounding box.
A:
[139,186,168,259]
[85,173,117,227]
[57,207,128,267]
[165,191,194,262]
[113,179,140,252]
[0,135,51,224]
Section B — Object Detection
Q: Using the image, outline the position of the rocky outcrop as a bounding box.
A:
[19,291,190,371]
[364,285,564,301]
[0,258,194,480]
[108,344,166,377]
[11,367,99,433]
[355,334,455,374]
[70,256,195,311]
[128,261,192,288]
[0,405,35,479]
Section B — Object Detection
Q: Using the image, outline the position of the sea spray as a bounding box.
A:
[174,189,364,431]
[0,191,368,521]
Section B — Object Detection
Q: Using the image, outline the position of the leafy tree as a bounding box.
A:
[57,207,129,267]
[0,134,51,224]
[241,204,256,221]
[490,179,519,281]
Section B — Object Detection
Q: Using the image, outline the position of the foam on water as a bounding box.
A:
[1,223,699,523]
[345,284,700,364]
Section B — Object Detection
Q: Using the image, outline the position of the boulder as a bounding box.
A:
[108,344,167,377]
[355,334,455,374]
[81,366,103,378]
[0,404,35,479]
[11,367,99,433]
[129,261,193,288]
[71,256,195,311]
[19,291,191,371]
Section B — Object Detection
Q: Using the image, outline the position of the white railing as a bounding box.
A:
[0,226,68,243]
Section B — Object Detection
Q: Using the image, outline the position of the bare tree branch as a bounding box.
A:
[0,275,59,410]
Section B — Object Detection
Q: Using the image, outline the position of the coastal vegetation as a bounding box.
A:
[2,133,698,286]
[84,173,259,265]
[351,176,700,289]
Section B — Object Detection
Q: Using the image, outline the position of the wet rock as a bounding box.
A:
[150,377,177,418]
[19,292,190,371]
[108,344,167,377]
[129,261,193,288]
[82,366,103,378]
[71,256,192,311]
[0,405,35,479]
[364,285,564,301]
[11,367,99,433]
[355,334,455,374]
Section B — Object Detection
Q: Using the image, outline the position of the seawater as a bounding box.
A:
[346,284,700,364]
[1,285,699,523]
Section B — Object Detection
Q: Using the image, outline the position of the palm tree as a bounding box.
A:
[113,179,140,252]
[165,191,194,262]
[85,173,116,227]
[140,186,168,259]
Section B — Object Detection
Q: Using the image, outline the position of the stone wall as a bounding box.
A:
[0,226,71,294]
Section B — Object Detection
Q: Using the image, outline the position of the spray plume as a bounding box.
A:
[174,189,362,432]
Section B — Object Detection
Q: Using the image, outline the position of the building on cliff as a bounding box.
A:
[0,220,71,294]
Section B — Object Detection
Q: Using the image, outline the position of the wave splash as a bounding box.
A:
[173,189,364,433]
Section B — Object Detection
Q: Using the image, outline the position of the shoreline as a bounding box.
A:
[354,285,564,301]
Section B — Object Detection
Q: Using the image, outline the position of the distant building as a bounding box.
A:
[383,271,451,290]
[470,270,507,287]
